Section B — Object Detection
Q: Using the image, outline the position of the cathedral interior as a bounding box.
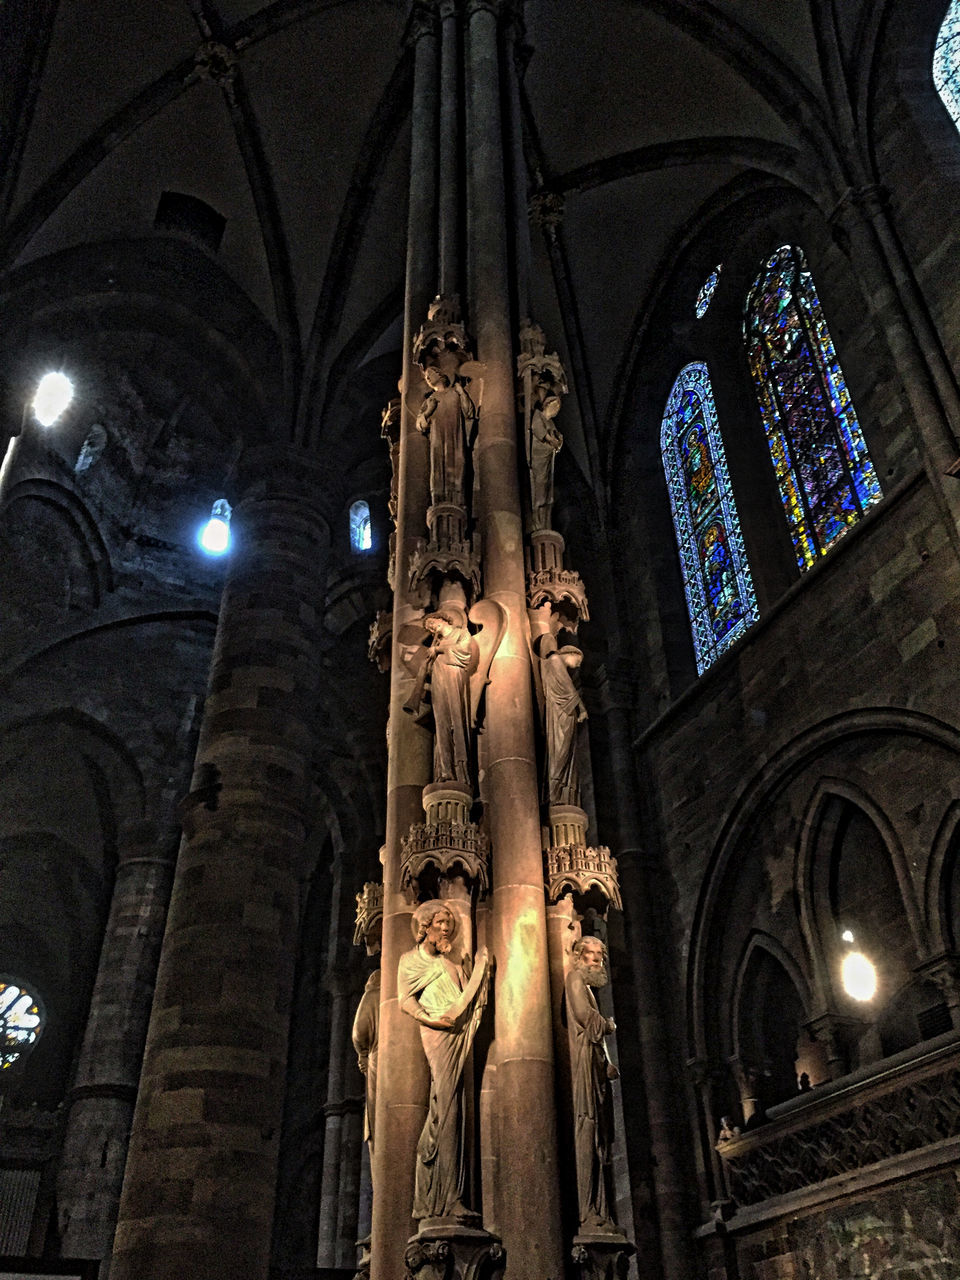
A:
[2,1,960,1278]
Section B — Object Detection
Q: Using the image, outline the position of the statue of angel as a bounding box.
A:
[400,599,507,788]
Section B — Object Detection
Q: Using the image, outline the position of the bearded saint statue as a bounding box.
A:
[564,935,620,1233]
[398,901,489,1222]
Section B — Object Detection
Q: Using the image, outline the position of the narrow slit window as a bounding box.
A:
[350,500,372,552]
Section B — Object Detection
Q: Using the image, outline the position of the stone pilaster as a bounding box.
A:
[110,445,329,1280]
[56,820,176,1266]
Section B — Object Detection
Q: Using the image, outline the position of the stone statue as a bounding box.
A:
[527,393,563,531]
[352,968,381,1157]
[399,600,507,790]
[398,901,489,1221]
[416,367,477,510]
[422,605,474,786]
[564,936,619,1233]
[539,634,588,805]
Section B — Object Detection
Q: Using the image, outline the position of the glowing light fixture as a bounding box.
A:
[840,934,878,1002]
[32,371,74,427]
[200,498,232,555]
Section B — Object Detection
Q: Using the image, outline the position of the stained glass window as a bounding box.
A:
[744,245,882,571]
[350,499,372,551]
[695,264,722,319]
[661,362,758,674]
[0,978,44,1071]
[935,0,960,130]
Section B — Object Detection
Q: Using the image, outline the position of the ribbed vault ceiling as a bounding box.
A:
[2,0,880,459]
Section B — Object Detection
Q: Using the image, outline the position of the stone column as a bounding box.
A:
[317,971,364,1270]
[437,0,459,301]
[466,4,564,1276]
[110,445,329,1280]
[56,819,176,1267]
[369,6,438,1278]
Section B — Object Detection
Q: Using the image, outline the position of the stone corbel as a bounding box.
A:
[367,610,392,673]
[571,1236,635,1280]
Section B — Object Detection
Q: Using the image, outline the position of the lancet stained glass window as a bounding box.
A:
[744,245,882,571]
[0,978,44,1070]
[935,0,960,131]
[661,362,758,674]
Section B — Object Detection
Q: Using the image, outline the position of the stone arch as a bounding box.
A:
[686,706,960,1058]
[927,800,960,952]
[795,776,928,1012]
[0,476,113,608]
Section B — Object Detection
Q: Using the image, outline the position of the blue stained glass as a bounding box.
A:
[695,264,722,319]
[935,0,960,131]
[744,245,882,572]
[661,362,758,674]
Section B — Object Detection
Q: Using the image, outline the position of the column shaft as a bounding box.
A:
[370,10,438,1279]
[110,447,329,1280]
[466,5,563,1276]
[57,831,175,1265]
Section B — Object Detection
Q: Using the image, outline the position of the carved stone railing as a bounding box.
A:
[716,1035,960,1205]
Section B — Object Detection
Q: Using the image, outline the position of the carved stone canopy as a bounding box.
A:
[413,295,472,376]
[353,881,384,951]
[400,784,491,897]
[526,531,590,626]
[545,836,623,913]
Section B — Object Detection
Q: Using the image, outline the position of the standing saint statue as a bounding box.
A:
[564,936,620,1233]
[539,634,588,805]
[527,392,563,532]
[352,968,380,1160]
[398,901,489,1222]
[416,366,477,509]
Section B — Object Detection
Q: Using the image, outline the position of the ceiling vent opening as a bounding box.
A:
[154,191,226,254]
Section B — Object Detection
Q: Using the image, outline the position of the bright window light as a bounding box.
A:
[841,950,877,1002]
[32,372,74,427]
[200,498,231,555]
[350,499,372,551]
